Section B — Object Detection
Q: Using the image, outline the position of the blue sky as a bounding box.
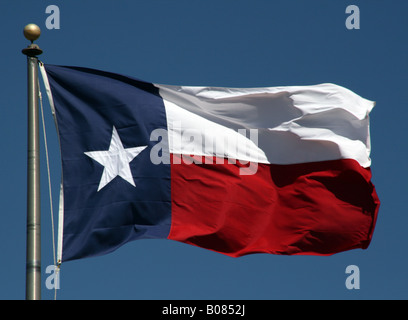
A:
[1,0,407,300]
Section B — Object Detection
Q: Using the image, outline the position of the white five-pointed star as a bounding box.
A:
[84,126,147,191]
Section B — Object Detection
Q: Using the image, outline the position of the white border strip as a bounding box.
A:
[39,63,64,264]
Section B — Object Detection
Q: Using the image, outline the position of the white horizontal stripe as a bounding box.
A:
[162,99,267,164]
[156,83,374,167]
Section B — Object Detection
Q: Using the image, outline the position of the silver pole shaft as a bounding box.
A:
[25,55,41,300]
[22,23,43,300]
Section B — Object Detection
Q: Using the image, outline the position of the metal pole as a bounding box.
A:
[22,24,43,300]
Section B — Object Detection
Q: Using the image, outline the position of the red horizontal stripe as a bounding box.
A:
[168,154,380,256]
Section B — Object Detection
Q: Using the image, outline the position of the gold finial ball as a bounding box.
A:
[23,24,41,42]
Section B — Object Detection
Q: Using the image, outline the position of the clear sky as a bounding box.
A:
[1,0,407,300]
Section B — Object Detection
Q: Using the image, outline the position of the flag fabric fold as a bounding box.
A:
[41,64,380,262]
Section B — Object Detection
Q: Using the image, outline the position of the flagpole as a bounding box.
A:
[22,24,43,300]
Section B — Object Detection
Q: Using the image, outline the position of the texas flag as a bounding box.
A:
[40,64,380,263]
